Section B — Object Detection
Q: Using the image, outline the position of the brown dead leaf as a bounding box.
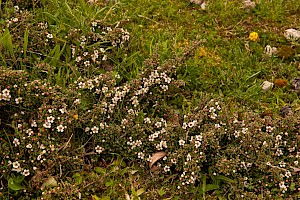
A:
[149,152,167,168]
[274,79,288,87]
[290,166,300,173]
[150,165,159,172]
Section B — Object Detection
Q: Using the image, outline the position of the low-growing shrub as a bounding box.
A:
[1,41,300,198]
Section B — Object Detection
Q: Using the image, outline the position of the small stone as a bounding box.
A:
[280,106,293,117]
[262,81,273,92]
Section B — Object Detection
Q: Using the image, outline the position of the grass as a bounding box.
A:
[1,0,300,199]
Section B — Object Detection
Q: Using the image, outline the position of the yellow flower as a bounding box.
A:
[73,114,78,120]
[249,32,259,41]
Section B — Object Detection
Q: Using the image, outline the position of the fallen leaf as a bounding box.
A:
[190,0,202,5]
[284,29,300,41]
[274,79,288,87]
[264,45,278,57]
[279,106,293,117]
[41,176,58,190]
[200,2,206,10]
[243,0,256,9]
[150,165,159,172]
[292,77,300,90]
[290,166,300,173]
[276,46,295,59]
[149,152,167,168]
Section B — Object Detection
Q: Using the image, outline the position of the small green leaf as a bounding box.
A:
[110,166,119,173]
[290,182,295,190]
[8,178,25,191]
[72,173,83,185]
[100,196,111,200]
[23,29,29,57]
[105,179,114,187]
[95,167,106,174]
[41,177,58,190]
[205,184,219,192]
[136,188,145,196]
[74,177,83,185]
[92,195,100,200]
[72,172,81,178]
[215,175,237,183]
[158,188,166,196]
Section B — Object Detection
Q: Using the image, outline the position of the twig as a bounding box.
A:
[57,133,73,152]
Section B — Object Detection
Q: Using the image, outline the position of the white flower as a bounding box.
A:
[13,138,20,146]
[31,120,37,127]
[285,170,291,178]
[194,140,201,148]
[85,127,90,132]
[188,121,195,128]
[171,158,177,164]
[15,97,22,104]
[47,33,53,39]
[144,117,151,124]
[91,21,97,27]
[84,61,91,67]
[187,154,192,162]
[99,123,105,129]
[91,126,99,134]
[47,116,55,123]
[95,145,104,154]
[179,139,185,146]
[276,135,282,141]
[155,122,162,128]
[57,125,65,132]
[22,169,30,176]
[26,144,32,149]
[50,144,55,151]
[234,131,240,138]
[131,96,139,107]
[160,85,168,91]
[59,107,67,114]
[137,152,144,159]
[14,5,19,12]
[182,122,187,129]
[12,161,20,169]
[164,165,170,172]
[76,56,82,62]
[43,121,51,129]
[209,107,216,113]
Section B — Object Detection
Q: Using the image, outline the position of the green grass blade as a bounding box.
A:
[23,29,29,57]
